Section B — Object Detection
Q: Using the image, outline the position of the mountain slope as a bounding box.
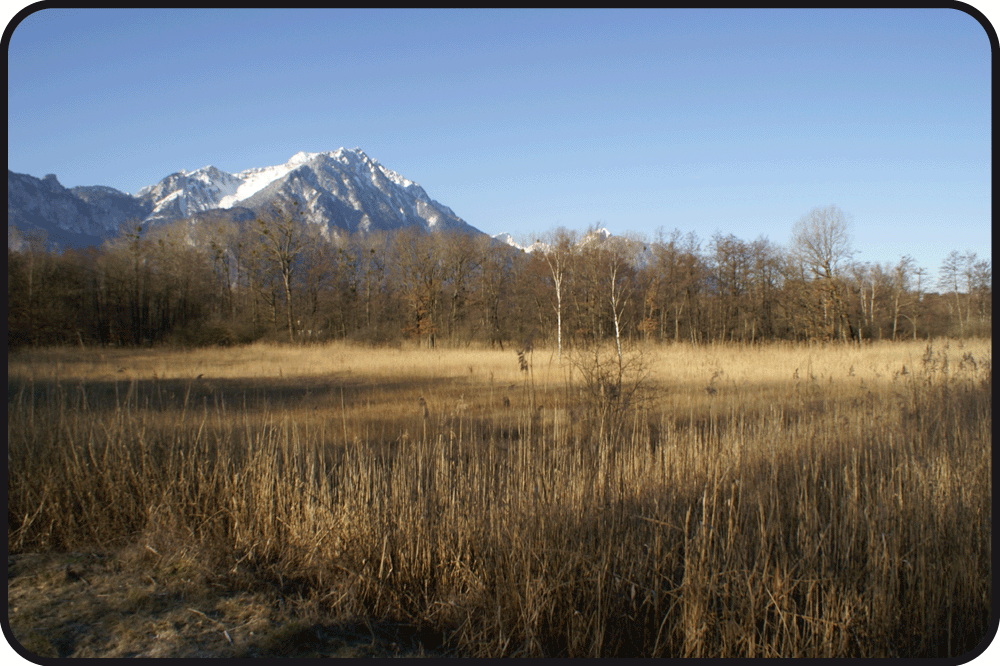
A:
[135,148,480,236]
[8,148,483,249]
[7,171,124,249]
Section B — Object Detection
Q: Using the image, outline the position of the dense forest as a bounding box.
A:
[7,205,991,350]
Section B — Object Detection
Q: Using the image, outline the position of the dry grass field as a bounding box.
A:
[7,338,992,657]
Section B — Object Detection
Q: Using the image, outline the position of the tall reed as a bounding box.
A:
[7,340,991,657]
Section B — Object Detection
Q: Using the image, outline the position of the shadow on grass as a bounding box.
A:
[243,619,448,658]
[7,374,473,414]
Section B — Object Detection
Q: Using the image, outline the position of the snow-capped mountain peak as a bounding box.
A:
[128,148,481,237]
[288,150,320,165]
[9,148,485,249]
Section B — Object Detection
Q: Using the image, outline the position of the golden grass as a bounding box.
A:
[7,338,992,657]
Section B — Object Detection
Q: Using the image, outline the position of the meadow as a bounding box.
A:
[7,338,992,657]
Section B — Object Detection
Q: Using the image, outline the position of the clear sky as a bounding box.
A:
[6,7,993,278]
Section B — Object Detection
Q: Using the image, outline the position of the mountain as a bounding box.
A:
[491,232,529,251]
[71,184,154,231]
[135,165,242,223]
[7,171,130,249]
[8,148,483,249]
[494,227,615,254]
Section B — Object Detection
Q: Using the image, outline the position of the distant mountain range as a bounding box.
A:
[497,227,614,254]
[8,148,485,249]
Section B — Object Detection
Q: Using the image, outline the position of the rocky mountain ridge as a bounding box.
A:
[8,148,483,249]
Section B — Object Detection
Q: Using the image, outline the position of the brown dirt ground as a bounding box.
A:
[6,551,447,659]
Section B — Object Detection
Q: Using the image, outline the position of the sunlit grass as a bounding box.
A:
[7,338,991,657]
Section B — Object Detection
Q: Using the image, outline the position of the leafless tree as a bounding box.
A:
[439,230,481,342]
[392,227,444,347]
[969,257,991,327]
[473,234,517,349]
[939,250,967,337]
[602,232,644,367]
[253,203,308,342]
[890,255,915,340]
[939,251,992,336]
[536,228,578,361]
[790,205,855,341]
[791,205,854,279]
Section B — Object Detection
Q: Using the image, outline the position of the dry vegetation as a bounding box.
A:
[7,338,992,657]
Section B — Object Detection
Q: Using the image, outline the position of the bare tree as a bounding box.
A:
[890,255,915,340]
[254,204,308,342]
[146,220,214,337]
[941,251,992,336]
[197,215,240,321]
[602,232,644,367]
[969,257,991,328]
[791,205,854,279]
[473,234,518,349]
[297,224,341,340]
[939,250,967,337]
[747,236,783,342]
[536,228,577,361]
[349,230,389,337]
[439,230,481,343]
[648,229,698,343]
[392,227,444,347]
[105,221,150,345]
[18,228,50,345]
[790,205,855,341]
[904,266,928,339]
[709,232,755,342]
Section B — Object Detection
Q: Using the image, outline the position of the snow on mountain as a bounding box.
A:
[216,159,303,209]
[492,232,551,253]
[210,148,422,213]
[133,148,479,237]
[9,149,484,250]
[494,228,616,254]
[580,227,613,246]
[136,165,243,221]
[492,232,522,248]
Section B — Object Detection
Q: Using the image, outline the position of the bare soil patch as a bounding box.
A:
[7,551,445,659]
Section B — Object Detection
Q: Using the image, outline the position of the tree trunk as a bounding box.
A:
[283,271,294,343]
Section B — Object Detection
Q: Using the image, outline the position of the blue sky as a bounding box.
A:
[6,7,992,278]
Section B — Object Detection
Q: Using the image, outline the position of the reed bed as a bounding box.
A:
[7,339,991,657]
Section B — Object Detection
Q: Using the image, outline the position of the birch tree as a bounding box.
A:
[537,227,577,361]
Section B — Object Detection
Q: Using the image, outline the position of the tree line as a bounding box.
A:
[7,204,991,350]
